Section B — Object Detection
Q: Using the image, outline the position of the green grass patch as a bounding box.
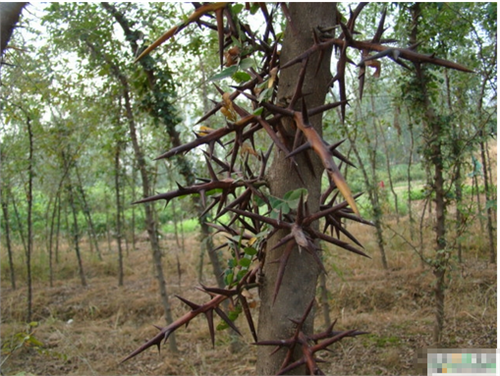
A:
[161,218,200,234]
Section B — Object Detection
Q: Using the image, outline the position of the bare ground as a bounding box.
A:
[1,218,496,376]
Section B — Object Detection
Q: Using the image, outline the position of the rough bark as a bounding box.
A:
[256,3,336,374]
[0,2,27,56]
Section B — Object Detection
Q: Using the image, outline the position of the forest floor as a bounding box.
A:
[1,217,497,376]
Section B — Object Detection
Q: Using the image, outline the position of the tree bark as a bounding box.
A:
[256,3,336,374]
[0,2,27,56]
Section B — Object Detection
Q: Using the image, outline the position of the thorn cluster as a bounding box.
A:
[254,299,367,375]
[125,2,473,369]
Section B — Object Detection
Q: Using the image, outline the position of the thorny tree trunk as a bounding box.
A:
[257,3,336,374]
[318,272,331,328]
[411,3,447,345]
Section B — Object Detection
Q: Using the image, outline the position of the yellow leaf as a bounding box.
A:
[198,125,215,136]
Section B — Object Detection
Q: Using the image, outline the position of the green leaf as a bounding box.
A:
[231,3,244,15]
[258,87,273,103]
[283,188,308,209]
[236,269,247,281]
[249,3,260,14]
[239,258,251,268]
[209,65,238,82]
[217,321,229,331]
[244,246,257,256]
[252,107,264,116]
[224,271,234,286]
[233,71,251,83]
[239,58,254,71]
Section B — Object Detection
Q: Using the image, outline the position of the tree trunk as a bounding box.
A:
[348,103,388,270]
[47,190,61,287]
[0,2,27,55]
[55,191,61,264]
[84,37,178,351]
[1,192,16,289]
[318,272,331,329]
[379,119,399,221]
[10,189,27,254]
[410,3,447,345]
[26,115,34,322]
[66,174,87,287]
[117,69,178,353]
[115,138,124,287]
[479,133,496,264]
[256,3,336,374]
[75,164,102,260]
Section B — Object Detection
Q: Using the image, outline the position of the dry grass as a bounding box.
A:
[1,213,496,375]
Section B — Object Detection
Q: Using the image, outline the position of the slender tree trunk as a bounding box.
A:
[406,111,415,240]
[411,3,447,345]
[479,134,496,264]
[75,164,102,260]
[84,37,177,351]
[476,72,496,264]
[349,103,388,270]
[117,70,177,353]
[10,189,27,254]
[104,191,112,254]
[55,191,61,264]
[131,167,137,251]
[1,195,16,289]
[446,71,464,264]
[26,116,34,322]
[115,139,124,287]
[66,175,87,287]
[257,4,336,374]
[378,120,399,221]
[48,190,61,287]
